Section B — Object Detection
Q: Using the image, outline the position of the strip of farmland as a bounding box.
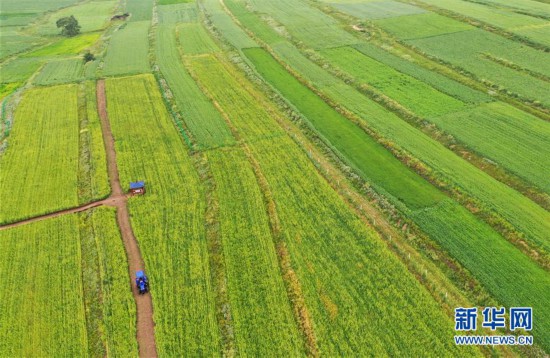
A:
[156,12,306,354]
[105,74,220,356]
[185,50,477,355]
[207,148,305,355]
[0,209,137,356]
[155,21,234,149]
[102,21,151,76]
[0,85,80,224]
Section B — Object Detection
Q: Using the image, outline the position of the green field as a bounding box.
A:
[245,47,445,209]
[319,45,550,194]
[207,148,305,355]
[0,58,44,82]
[33,58,84,85]
[226,1,550,254]
[202,0,258,49]
[330,1,427,19]
[103,21,150,76]
[0,31,45,59]
[156,24,233,148]
[178,23,219,54]
[244,0,359,49]
[375,12,475,39]
[433,102,550,193]
[0,0,80,16]
[0,85,80,223]
[80,81,111,202]
[126,0,154,22]
[321,46,465,117]
[413,0,550,46]
[0,209,137,356]
[213,5,550,348]
[0,216,87,356]
[352,42,492,105]
[158,0,194,4]
[2,0,550,355]
[0,83,21,100]
[158,3,198,24]
[78,208,138,357]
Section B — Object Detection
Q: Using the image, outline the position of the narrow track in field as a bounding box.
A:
[96,79,158,358]
[0,196,124,231]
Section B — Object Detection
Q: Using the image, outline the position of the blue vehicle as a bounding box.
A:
[136,270,149,294]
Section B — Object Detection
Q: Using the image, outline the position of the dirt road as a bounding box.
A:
[97,79,158,358]
[0,200,99,231]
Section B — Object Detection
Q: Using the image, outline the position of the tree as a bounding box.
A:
[56,16,81,37]
[83,52,95,63]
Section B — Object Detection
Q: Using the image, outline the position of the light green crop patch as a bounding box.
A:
[0,58,44,83]
[25,33,101,57]
[330,1,427,20]
[102,21,150,76]
[158,0,194,4]
[178,23,219,55]
[158,3,197,24]
[0,83,21,100]
[321,46,465,117]
[374,12,474,40]
[33,58,84,85]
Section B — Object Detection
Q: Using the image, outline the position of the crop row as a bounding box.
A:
[0,58,44,83]
[126,0,154,22]
[203,0,258,49]
[406,29,550,107]
[155,23,233,149]
[329,1,427,20]
[79,81,111,202]
[351,42,491,105]
[321,46,465,117]
[0,215,87,356]
[157,17,310,355]
[157,3,198,24]
[78,208,138,357]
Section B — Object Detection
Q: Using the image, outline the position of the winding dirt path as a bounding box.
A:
[96,79,158,358]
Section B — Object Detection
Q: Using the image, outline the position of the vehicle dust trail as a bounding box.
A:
[96,79,158,358]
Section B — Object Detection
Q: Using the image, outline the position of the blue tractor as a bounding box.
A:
[135,270,149,294]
